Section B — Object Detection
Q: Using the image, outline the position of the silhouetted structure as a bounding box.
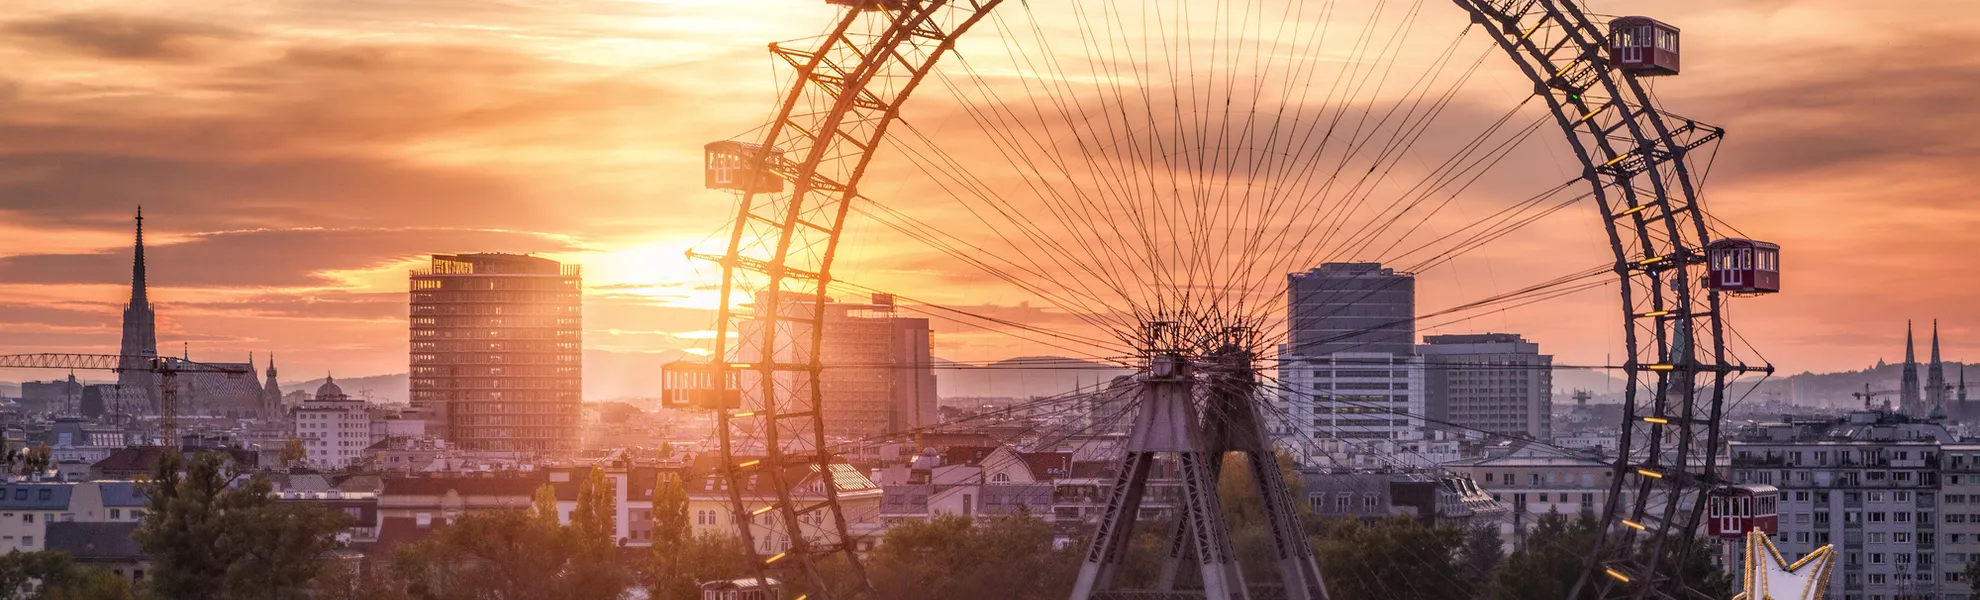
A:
[1902,321,1923,416]
[117,209,160,412]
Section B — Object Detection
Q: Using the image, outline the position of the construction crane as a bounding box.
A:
[1853,383,1901,411]
[0,353,251,448]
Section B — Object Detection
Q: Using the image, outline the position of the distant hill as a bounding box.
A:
[1553,367,1629,402]
[935,356,1135,401]
[286,349,693,403]
[1736,361,1974,411]
[290,373,407,404]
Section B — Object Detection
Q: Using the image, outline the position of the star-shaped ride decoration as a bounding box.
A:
[1734,528,1833,600]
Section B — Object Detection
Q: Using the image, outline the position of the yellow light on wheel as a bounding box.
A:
[1622,519,1646,531]
[1606,568,1631,583]
[1637,469,1664,479]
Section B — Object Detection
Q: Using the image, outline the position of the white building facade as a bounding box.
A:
[294,377,373,469]
[1277,352,1434,467]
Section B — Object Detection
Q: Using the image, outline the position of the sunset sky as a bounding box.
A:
[3,0,1978,393]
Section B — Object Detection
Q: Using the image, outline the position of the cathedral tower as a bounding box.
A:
[117,208,161,412]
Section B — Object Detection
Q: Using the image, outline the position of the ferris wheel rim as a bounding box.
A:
[706,1,1752,598]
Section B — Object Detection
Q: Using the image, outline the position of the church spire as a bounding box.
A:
[1929,320,1949,409]
[117,206,161,411]
[131,206,147,308]
[1901,320,1923,415]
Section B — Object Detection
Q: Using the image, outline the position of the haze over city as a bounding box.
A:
[4,2,1980,600]
[2,0,1976,386]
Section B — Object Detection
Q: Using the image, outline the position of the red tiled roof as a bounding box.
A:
[940,446,999,467]
[1019,452,1074,480]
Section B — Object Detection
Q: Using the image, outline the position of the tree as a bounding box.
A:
[868,514,1079,600]
[643,479,700,600]
[390,510,574,600]
[567,467,627,600]
[1314,516,1472,600]
[1488,510,1729,600]
[0,550,133,599]
[1490,510,1600,600]
[309,560,410,600]
[1966,555,1980,595]
[1457,522,1505,589]
[17,445,51,476]
[532,484,560,527]
[571,467,618,551]
[135,450,351,600]
[280,439,308,467]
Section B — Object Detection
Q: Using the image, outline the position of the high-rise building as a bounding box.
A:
[408,254,582,453]
[1286,263,1415,357]
[1730,412,1952,599]
[117,208,159,411]
[1419,333,1553,441]
[743,293,937,439]
[1278,263,1433,467]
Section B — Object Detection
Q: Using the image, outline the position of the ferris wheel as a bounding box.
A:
[689,0,1774,599]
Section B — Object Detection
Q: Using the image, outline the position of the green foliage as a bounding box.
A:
[136,451,351,600]
[309,561,411,600]
[1314,515,1473,600]
[279,439,308,466]
[868,514,1079,600]
[1490,510,1598,600]
[1456,522,1505,589]
[531,484,560,528]
[568,468,628,600]
[0,550,134,600]
[642,479,711,600]
[387,473,631,600]
[1487,510,1729,599]
[390,511,575,600]
[572,468,618,552]
[17,445,51,475]
[1966,555,1980,595]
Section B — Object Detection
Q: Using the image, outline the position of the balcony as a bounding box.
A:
[1732,455,1786,467]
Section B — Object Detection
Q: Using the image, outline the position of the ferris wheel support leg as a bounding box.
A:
[1073,356,1251,600]
[1178,448,1249,600]
[1069,451,1154,599]
[1156,512,1194,591]
[1231,408,1329,600]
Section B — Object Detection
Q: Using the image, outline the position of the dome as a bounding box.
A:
[315,375,345,399]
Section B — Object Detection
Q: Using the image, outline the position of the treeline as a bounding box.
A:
[0,452,1733,600]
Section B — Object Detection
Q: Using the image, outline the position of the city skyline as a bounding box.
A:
[2,0,1977,380]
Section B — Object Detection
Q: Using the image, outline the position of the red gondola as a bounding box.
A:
[1705,239,1781,295]
[1707,484,1779,538]
[1608,17,1681,76]
[704,140,784,193]
[661,360,740,410]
